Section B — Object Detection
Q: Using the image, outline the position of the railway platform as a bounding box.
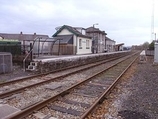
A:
[27,51,131,73]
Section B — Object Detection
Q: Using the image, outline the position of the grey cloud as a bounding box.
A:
[0,0,157,46]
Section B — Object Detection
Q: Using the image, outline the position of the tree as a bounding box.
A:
[149,41,154,50]
[142,42,149,49]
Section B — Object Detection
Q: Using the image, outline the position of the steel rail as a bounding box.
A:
[0,55,126,87]
[81,55,138,119]
[0,56,127,99]
[7,53,138,119]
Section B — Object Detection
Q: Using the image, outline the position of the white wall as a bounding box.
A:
[119,45,124,51]
[57,28,92,55]
[73,35,77,54]
[58,29,73,35]
[106,40,115,52]
[76,36,92,54]
[154,43,158,63]
[97,33,106,53]
[75,28,86,35]
[82,30,86,35]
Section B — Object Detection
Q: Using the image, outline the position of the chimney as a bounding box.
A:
[34,33,36,36]
[20,31,23,35]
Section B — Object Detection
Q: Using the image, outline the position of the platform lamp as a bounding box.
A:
[93,23,98,53]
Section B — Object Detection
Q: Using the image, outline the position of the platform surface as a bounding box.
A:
[0,104,20,119]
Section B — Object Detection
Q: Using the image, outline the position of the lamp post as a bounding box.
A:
[93,23,98,53]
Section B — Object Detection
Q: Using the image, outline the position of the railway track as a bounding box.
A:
[0,54,129,99]
[6,53,138,119]
[0,53,131,88]
[0,55,133,112]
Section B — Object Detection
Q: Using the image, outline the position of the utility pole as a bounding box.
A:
[93,23,98,53]
[151,0,155,41]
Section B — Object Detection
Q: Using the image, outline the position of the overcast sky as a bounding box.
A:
[0,0,158,46]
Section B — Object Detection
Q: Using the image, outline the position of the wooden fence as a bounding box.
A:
[52,44,76,55]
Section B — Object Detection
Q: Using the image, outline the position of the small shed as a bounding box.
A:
[154,42,158,63]
[0,52,12,73]
[114,43,124,51]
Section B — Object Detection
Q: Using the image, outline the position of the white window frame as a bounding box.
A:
[79,39,82,49]
[86,39,90,49]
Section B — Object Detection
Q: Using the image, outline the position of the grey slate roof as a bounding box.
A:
[105,36,115,42]
[53,35,73,44]
[0,33,49,41]
[86,27,107,35]
[53,25,91,39]
[115,43,124,46]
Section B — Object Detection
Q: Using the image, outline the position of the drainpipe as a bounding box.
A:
[76,35,77,55]
[58,39,61,56]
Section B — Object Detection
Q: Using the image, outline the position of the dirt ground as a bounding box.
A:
[0,65,34,82]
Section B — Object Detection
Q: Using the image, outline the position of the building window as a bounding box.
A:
[86,40,90,49]
[79,39,82,49]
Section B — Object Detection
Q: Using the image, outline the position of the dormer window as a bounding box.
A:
[81,29,86,35]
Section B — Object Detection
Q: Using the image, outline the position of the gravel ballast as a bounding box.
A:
[89,56,158,119]
[1,55,158,119]
[117,56,158,119]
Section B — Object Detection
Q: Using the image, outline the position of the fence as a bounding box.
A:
[0,44,22,55]
[0,52,12,73]
[145,50,154,56]
[52,44,76,55]
[0,40,22,55]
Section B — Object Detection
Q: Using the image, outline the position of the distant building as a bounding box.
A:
[86,27,115,53]
[114,43,124,51]
[105,36,115,52]
[131,45,142,50]
[0,32,49,44]
[0,32,49,54]
[52,25,92,55]
[86,27,106,53]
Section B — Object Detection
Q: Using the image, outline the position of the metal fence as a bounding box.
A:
[145,50,154,56]
[0,44,22,55]
[0,52,12,73]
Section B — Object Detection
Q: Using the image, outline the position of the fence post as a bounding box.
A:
[30,43,33,61]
